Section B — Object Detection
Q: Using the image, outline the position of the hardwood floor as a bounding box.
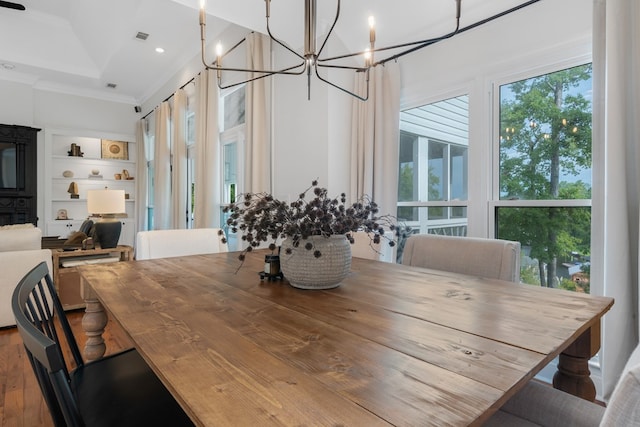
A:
[0,310,133,427]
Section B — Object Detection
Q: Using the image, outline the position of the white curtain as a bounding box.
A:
[194,70,221,228]
[350,61,401,219]
[171,89,188,229]
[244,32,270,193]
[135,119,149,232]
[593,0,640,400]
[153,102,172,230]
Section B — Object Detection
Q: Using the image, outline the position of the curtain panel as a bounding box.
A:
[194,70,221,228]
[244,32,270,194]
[350,61,401,220]
[171,89,188,229]
[153,102,172,230]
[593,0,640,400]
[135,119,149,233]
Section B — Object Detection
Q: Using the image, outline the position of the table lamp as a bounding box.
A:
[87,189,125,248]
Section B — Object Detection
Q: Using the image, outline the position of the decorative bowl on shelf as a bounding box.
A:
[62,170,74,178]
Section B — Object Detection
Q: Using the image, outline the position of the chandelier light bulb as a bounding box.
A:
[364,48,372,66]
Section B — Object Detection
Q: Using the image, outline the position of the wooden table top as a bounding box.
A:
[78,251,613,426]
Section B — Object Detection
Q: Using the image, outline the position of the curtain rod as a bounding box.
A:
[377,0,542,66]
[140,34,250,121]
[141,75,198,120]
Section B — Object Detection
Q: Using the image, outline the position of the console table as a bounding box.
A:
[52,245,132,310]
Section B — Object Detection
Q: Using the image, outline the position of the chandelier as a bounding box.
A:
[199,0,537,101]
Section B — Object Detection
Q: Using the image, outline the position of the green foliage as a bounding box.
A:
[497,64,592,287]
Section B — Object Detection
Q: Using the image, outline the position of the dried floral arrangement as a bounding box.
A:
[220,180,411,262]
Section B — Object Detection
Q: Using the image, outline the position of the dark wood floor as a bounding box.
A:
[0,310,132,427]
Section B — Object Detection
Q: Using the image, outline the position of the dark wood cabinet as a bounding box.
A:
[0,124,40,225]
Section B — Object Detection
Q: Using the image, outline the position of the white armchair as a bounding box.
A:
[484,342,640,426]
[135,228,228,260]
[401,234,521,282]
[0,225,52,327]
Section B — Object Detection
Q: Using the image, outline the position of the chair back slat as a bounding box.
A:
[11,261,85,426]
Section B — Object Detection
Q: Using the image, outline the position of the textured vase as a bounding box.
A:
[280,235,352,290]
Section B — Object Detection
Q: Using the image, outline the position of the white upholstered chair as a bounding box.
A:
[401,234,521,282]
[349,231,395,263]
[135,228,228,260]
[484,342,640,426]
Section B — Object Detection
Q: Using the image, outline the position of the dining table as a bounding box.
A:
[77,250,614,426]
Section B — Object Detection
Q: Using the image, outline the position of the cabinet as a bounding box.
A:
[0,124,40,225]
[44,129,137,246]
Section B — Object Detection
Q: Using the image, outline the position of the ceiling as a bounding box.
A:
[0,0,537,106]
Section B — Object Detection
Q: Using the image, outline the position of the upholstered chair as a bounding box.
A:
[401,234,521,282]
[135,228,228,260]
[484,342,640,426]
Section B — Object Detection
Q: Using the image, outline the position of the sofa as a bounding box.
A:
[0,224,52,327]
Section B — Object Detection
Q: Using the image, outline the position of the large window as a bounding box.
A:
[398,95,469,236]
[494,64,592,290]
[219,85,245,251]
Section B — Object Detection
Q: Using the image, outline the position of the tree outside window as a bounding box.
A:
[496,64,592,291]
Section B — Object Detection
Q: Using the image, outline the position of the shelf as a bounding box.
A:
[52,177,136,184]
[52,198,135,203]
[52,155,135,164]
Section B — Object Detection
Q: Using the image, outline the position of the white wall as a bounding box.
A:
[0,80,139,228]
[271,34,353,201]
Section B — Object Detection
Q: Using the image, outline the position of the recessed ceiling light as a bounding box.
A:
[1,63,15,70]
[155,47,165,53]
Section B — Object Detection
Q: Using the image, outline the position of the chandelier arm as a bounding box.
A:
[314,64,369,102]
[316,63,367,72]
[315,0,340,59]
[318,24,459,65]
[205,62,307,75]
[264,4,306,62]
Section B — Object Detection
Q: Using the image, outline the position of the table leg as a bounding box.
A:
[552,325,600,401]
[80,278,107,361]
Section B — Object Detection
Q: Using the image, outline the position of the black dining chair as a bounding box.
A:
[11,261,194,427]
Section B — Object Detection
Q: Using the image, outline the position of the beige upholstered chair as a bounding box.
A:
[401,234,521,282]
[484,342,640,426]
[349,230,395,262]
[135,228,228,260]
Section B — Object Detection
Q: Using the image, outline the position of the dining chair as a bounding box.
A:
[401,234,521,282]
[484,342,640,426]
[135,227,228,260]
[12,261,194,427]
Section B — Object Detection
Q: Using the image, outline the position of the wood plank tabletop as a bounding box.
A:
[78,251,613,426]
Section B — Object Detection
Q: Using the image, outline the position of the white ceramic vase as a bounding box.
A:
[280,235,352,290]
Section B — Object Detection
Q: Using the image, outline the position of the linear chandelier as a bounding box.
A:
[199,0,538,101]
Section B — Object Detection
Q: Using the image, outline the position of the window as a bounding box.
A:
[398,95,469,236]
[494,64,592,291]
[186,108,196,229]
[219,85,245,251]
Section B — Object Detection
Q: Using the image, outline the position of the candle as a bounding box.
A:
[368,16,376,45]
[199,0,206,25]
[215,42,223,66]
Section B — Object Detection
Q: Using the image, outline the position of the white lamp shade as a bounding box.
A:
[87,189,125,215]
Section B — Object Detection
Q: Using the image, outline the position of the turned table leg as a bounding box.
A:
[80,277,107,361]
[552,324,600,401]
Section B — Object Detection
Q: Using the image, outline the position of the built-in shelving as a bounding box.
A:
[44,129,137,245]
